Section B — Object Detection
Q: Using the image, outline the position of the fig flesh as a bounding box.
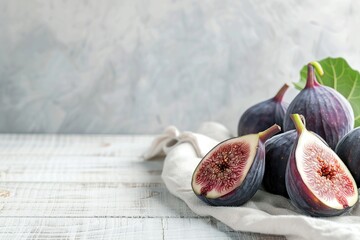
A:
[286,114,358,217]
[283,63,354,149]
[237,84,289,136]
[335,127,360,185]
[192,124,281,206]
[263,130,297,198]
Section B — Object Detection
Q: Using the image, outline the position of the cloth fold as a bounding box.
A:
[144,122,360,240]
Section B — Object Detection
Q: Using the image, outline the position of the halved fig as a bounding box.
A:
[264,122,328,198]
[286,114,358,217]
[192,124,281,206]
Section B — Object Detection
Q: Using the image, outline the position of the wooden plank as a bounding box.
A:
[0,156,163,183]
[0,217,285,240]
[0,134,164,183]
[0,182,198,218]
[0,134,154,157]
[0,218,164,240]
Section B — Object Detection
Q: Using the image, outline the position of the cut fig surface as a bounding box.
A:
[286,114,358,217]
[192,124,281,206]
[296,131,357,209]
[192,135,258,199]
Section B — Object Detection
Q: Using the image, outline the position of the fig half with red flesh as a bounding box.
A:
[286,114,358,217]
[192,124,281,206]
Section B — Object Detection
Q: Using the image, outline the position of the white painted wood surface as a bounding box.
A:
[0,135,285,239]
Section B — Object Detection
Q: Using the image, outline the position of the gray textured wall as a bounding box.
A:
[1,0,359,134]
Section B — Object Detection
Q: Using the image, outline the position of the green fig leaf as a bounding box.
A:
[295,57,360,128]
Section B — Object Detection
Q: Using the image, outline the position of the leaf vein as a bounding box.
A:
[347,74,359,99]
[331,64,337,89]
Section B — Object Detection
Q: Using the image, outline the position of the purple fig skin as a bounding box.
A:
[263,130,297,198]
[335,127,360,185]
[283,64,354,150]
[238,84,289,136]
[195,141,266,206]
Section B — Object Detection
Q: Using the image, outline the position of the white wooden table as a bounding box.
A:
[0,135,285,239]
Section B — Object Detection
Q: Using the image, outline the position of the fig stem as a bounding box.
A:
[305,64,320,88]
[273,83,289,102]
[258,124,281,142]
[290,114,306,134]
[310,61,324,76]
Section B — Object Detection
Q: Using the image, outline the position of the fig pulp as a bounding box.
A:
[336,127,360,185]
[237,84,289,136]
[192,124,281,206]
[285,114,358,217]
[263,130,297,198]
[283,63,354,149]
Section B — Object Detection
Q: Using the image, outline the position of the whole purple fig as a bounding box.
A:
[335,127,360,185]
[263,130,297,198]
[192,124,281,206]
[283,62,354,149]
[237,84,289,136]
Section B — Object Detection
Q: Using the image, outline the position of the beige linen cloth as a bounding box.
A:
[144,122,360,240]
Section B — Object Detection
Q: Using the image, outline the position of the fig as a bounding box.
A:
[335,127,360,185]
[283,62,354,149]
[285,114,358,217]
[263,130,297,198]
[192,124,281,206]
[237,84,289,136]
[263,121,328,198]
